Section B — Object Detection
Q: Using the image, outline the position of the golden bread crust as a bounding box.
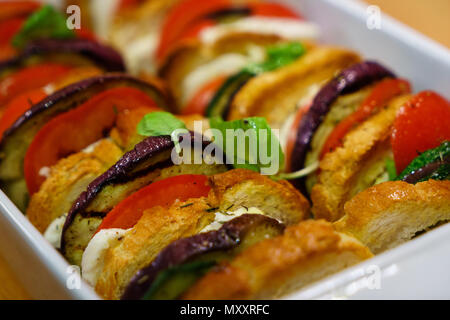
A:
[311,95,412,222]
[95,198,215,300]
[334,180,450,253]
[228,46,360,127]
[94,169,310,299]
[26,139,122,233]
[159,32,305,110]
[182,220,372,299]
[208,169,310,224]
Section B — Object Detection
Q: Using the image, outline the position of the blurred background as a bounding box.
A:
[364,0,450,48]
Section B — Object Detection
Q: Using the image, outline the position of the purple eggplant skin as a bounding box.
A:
[121,214,284,300]
[290,61,396,183]
[60,132,228,265]
[0,38,125,74]
[0,74,170,211]
[402,156,450,184]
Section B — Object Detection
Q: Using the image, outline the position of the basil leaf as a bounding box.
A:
[395,141,450,181]
[244,42,306,75]
[137,111,187,137]
[209,117,284,175]
[12,5,76,48]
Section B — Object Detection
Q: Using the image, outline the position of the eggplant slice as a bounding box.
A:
[122,214,284,300]
[0,38,125,75]
[0,74,171,211]
[61,133,228,266]
[290,61,395,176]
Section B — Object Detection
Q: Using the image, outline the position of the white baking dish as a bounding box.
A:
[0,0,448,299]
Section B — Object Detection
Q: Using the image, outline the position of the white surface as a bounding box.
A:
[0,191,99,299]
[0,0,448,300]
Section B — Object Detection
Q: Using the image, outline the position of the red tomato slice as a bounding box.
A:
[0,1,40,23]
[249,2,302,19]
[182,75,226,115]
[0,17,24,60]
[0,17,24,45]
[0,88,46,137]
[159,1,303,64]
[24,87,159,194]
[74,27,97,42]
[175,18,216,46]
[285,102,312,172]
[157,0,231,63]
[0,67,102,138]
[392,91,450,173]
[320,78,411,159]
[0,63,72,110]
[96,174,210,232]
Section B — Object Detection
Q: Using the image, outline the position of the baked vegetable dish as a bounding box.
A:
[0,0,448,300]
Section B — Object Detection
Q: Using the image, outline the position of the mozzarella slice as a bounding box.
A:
[200,17,320,45]
[43,213,68,249]
[81,228,130,286]
[182,46,265,104]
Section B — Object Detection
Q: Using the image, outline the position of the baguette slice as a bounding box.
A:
[208,168,310,225]
[182,219,372,299]
[95,198,215,300]
[228,46,361,128]
[160,32,292,111]
[94,168,310,299]
[334,180,450,254]
[26,139,122,233]
[311,94,411,222]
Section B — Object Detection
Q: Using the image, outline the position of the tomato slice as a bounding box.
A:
[0,63,73,111]
[0,17,25,60]
[24,87,159,194]
[0,88,46,137]
[182,75,226,115]
[285,102,312,172]
[157,0,231,63]
[320,78,411,159]
[158,1,303,64]
[74,27,97,42]
[96,174,211,232]
[391,91,450,174]
[175,18,216,45]
[0,1,40,23]
[0,66,102,138]
[249,2,302,19]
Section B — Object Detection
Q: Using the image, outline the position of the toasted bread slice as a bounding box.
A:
[107,0,179,74]
[228,46,361,128]
[181,219,372,299]
[208,169,310,225]
[334,180,450,254]
[160,32,293,110]
[95,198,215,300]
[311,94,412,222]
[93,168,310,299]
[26,139,122,233]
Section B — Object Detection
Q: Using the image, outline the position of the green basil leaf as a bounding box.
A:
[137,111,187,137]
[12,5,76,48]
[244,42,306,75]
[395,141,450,181]
[209,117,284,175]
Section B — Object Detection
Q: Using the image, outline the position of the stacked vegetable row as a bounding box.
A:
[0,0,448,300]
